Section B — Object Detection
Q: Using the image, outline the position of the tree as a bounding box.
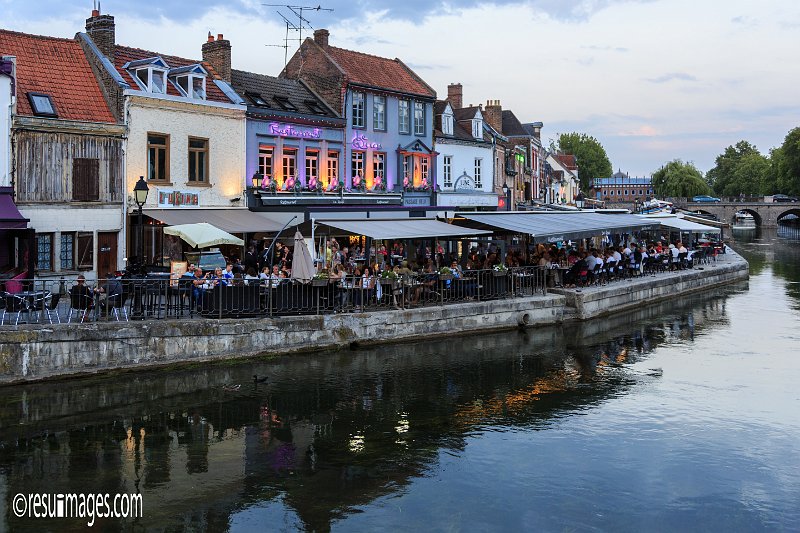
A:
[773,127,800,195]
[651,160,711,198]
[706,141,769,196]
[556,133,612,191]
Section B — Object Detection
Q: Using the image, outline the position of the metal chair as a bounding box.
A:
[42,293,62,324]
[109,292,129,321]
[67,291,93,323]
[1,292,30,325]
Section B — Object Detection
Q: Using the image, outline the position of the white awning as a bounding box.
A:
[315,218,491,240]
[454,211,659,242]
[641,215,721,233]
[144,209,300,233]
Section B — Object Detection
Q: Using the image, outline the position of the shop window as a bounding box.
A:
[72,158,100,201]
[351,151,365,184]
[372,152,386,188]
[327,151,339,188]
[418,156,429,187]
[282,150,297,184]
[258,145,274,178]
[188,138,209,183]
[306,150,319,185]
[36,233,53,271]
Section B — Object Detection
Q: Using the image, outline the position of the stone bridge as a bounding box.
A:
[669,201,800,227]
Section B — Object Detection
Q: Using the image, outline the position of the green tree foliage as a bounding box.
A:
[773,127,800,195]
[556,133,612,191]
[706,141,770,196]
[651,160,711,198]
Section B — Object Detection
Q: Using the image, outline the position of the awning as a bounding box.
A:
[454,211,659,242]
[316,218,491,240]
[143,209,300,233]
[641,215,721,233]
[0,187,29,229]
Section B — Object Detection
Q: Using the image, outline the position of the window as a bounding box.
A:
[273,96,297,111]
[327,151,339,187]
[413,101,425,135]
[247,92,268,106]
[306,150,318,183]
[147,134,169,181]
[443,156,452,187]
[305,100,326,115]
[282,149,297,180]
[188,138,209,183]
[36,233,53,271]
[474,158,482,188]
[352,91,365,128]
[351,151,365,181]
[60,233,75,270]
[403,155,411,182]
[77,232,94,270]
[27,92,57,117]
[420,156,429,185]
[72,158,100,201]
[373,95,386,131]
[134,67,166,94]
[472,119,482,139]
[442,113,453,136]
[373,152,385,185]
[398,99,410,134]
[258,145,274,177]
[173,73,206,99]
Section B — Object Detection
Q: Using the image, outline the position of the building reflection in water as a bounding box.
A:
[0,285,740,531]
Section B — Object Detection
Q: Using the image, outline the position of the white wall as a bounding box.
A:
[435,140,494,193]
[126,96,246,210]
[0,73,11,187]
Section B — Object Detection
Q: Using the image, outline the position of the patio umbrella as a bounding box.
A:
[163,222,244,248]
[291,230,315,283]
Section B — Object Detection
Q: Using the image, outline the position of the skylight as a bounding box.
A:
[273,96,297,111]
[27,92,57,117]
[246,92,268,106]
[305,100,325,114]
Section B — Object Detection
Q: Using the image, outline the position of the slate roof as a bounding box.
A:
[0,29,116,123]
[434,100,488,144]
[502,109,528,137]
[324,45,435,98]
[230,69,338,118]
[114,45,231,103]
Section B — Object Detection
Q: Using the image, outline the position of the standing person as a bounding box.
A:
[245,246,258,272]
[221,264,235,286]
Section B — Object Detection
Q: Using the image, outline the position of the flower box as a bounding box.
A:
[492,270,507,277]
[439,274,454,281]
[312,278,330,287]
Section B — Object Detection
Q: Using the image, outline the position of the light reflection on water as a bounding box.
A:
[0,229,798,531]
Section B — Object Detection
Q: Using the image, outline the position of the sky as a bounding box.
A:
[2,0,799,178]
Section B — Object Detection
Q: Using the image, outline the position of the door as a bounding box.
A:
[97,231,118,276]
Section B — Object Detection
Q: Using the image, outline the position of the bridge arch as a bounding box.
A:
[776,208,800,223]
[731,208,762,226]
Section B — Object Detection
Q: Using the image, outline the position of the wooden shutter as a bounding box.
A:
[72,158,100,201]
[77,232,94,270]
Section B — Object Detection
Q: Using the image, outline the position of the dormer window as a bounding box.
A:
[442,113,454,136]
[125,57,170,94]
[472,119,482,139]
[168,64,208,100]
[27,92,57,117]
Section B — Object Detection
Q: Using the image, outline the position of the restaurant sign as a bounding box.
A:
[158,189,199,208]
[269,122,322,139]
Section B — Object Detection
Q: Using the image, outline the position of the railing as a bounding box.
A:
[0,267,547,326]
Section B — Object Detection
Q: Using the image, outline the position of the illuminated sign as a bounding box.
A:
[158,189,199,208]
[269,123,321,139]
[351,133,382,150]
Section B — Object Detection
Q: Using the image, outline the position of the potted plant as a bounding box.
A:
[439,266,454,280]
[312,272,330,286]
[492,264,508,277]
[379,270,398,286]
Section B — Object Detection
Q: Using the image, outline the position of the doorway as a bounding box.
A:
[97,231,118,275]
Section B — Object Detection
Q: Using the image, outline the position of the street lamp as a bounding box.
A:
[133,176,149,265]
[544,162,552,204]
[252,172,263,189]
[502,182,511,211]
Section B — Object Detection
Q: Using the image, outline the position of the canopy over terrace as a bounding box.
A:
[452,211,659,243]
[143,209,300,233]
[314,218,491,240]
[639,214,721,234]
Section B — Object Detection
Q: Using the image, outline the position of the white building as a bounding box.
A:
[545,153,580,205]
[0,56,11,187]
[434,100,498,210]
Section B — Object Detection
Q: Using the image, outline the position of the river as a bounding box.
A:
[0,229,798,532]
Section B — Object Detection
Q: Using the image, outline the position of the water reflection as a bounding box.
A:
[0,284,746,532]
[733,225,800,309]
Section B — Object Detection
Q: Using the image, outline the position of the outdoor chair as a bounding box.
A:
[589,263,602,286]
[42,293,62,324]
[109,292,129,321]
[67,292,93,323]
[1,292,29,325]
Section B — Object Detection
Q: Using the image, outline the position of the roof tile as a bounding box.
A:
[324,46,435,98]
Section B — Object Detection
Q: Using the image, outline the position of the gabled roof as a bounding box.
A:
[454,107,480,121]
[502,110,528,137]
[0,29,116,123]
[434,100,488,144]
[114,45,231,103]
[230,69,339,118]
[323,45,436,98]
[556,154,578,170]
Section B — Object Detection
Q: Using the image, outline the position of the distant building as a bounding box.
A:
[592,171,653,202]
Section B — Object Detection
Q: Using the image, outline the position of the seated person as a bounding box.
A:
[70,274,95,312]
[410,265,438,305]
[94,272,123,316]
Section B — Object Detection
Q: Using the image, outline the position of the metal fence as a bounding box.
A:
[0,267,548,326]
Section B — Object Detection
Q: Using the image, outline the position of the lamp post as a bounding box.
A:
[252,172,263,190]
[544,162,552,204]
[502,182,511,211]
[576,190,585,210]
[133,176,149,266]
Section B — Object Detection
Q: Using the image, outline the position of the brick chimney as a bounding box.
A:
[202,33,232,83]
[484,99,502,133]
[447,83,463,109]
[314,29,329,47]
[85,9,116,60]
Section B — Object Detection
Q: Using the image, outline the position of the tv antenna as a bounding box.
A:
[262,4,334,67]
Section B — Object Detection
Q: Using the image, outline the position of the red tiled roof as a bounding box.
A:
[114,45,231,103]
[556,154,578,170]
[324,46,435,98]
[0,29,116,123]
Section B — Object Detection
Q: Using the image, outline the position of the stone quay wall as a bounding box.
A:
[0,251,749,385]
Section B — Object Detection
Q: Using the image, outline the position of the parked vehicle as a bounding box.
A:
[184,251,226,272]
[692,195,721,203]
[772,194,798,203]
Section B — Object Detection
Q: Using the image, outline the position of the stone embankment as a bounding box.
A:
[0,251,748,384]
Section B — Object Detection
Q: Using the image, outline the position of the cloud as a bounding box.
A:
[646,72,698,83]
[617,125,659,137]
[581,44,629,52]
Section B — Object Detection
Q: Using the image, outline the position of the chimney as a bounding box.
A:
[85,9,116,60]
[202,33,232,83]
[314,29,329,47]
[484,99,502,133]
[447,83,463,109]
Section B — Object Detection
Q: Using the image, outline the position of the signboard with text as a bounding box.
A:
[158,190,200,208]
